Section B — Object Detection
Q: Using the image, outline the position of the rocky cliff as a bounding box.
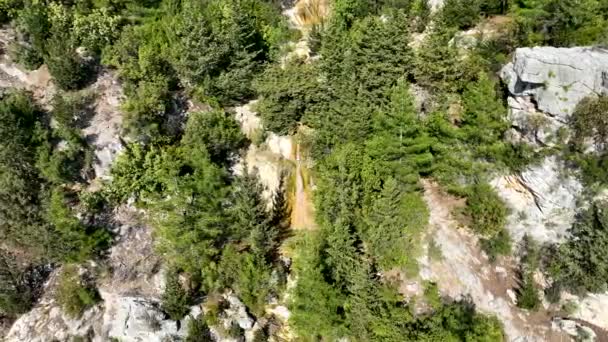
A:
[501,46,608,146]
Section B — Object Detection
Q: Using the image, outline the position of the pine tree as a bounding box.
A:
[226,169,277,260]
[461,72,508,146]
[365,82,434,186]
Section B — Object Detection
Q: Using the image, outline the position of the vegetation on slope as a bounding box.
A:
[1,0,608,339]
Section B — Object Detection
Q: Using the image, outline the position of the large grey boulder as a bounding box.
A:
[501,47,608,146]
[502,47,608,121]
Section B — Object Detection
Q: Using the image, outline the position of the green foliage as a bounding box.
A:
[254,62,323,135]
[438,0,481,29]
[512,0,608,46]
[0,0,22,23]
[365,81,435,187]
[465,183,508,236]
[161,270,191,321]
[566,152,608,186]
[0,91,57,256]
[332,0,370,29]
[288,233,346,339]
[480,228,512,261]
[44,31,93,91]
[461,73,508,148]
[169,0,271,105]
[288,230,506,341]
[56,265,100,318]
[516,235,540,310]
[72,7,121,53]
[46,187,111,262]
[414,25,481,92]
[185,315,213,342]
[547,201,608,295]
[13,3,49,69]
[52,92,93,129]
[361,178,428,271]
[0,251,34,317]
[571,95,608,152]
[517,273,540,310]
[410,0,431,33]
[423,281,442,310]
[181,110,247,165]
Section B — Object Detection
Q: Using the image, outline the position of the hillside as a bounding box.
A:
[1,0,608,341]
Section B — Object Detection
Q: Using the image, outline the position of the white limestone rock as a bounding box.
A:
[502,46,608,121]
[492,156,583,244]
[501,47,608,147]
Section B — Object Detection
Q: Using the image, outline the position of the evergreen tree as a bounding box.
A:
[181,110,246,166]
[365,82,435,187]
[361,178,428,271]
[414,25,465,92]
[461,73,508,148]
[161,270,191,320]
[226,170,277,260]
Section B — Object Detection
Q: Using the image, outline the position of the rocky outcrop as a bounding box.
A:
[82,71,125,180]
[4,205,186,342]
[501,47,608,146]
[233,100,293,205]
[492,156,583,244]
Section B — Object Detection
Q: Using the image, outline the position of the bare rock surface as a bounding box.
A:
[502,47,608,121]
[501,47,608,146]
[417,180,568,342]
[233,100,293,204]
[492,156,583,244]
[82,71,125,180]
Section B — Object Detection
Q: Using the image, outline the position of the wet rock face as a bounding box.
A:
[501,47,608,146]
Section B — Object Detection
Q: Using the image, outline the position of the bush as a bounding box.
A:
[546,201,608,295]
[46,187,111,262]
[185,316,212,342]
[465,183,508,236]
[45,32,93,91]
[438,0,481,30]
[181,110,247,165]
[571,95,608,152]
[72,7,120,53]
[254,62,322,135]
[516,273,540,310]
[161,270,192,321]
[480,229,512,261]
[0,251,35,317]
[52,92,94,129]
[56,265,100,318]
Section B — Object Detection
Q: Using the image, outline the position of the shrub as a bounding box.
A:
[571,95,608,152]
[181,110,247,165]
[480,229,512,261]
[546,201,608,295]
[185,316,213,342]
[438,0,481,30]
[161,270,192,321]
[465,183,508,236]
[45,32,93,91]
[72,7,120,53]
[516,273,540,310]
[56,265,100,318]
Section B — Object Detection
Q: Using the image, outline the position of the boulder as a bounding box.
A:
[501,47,608,146]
